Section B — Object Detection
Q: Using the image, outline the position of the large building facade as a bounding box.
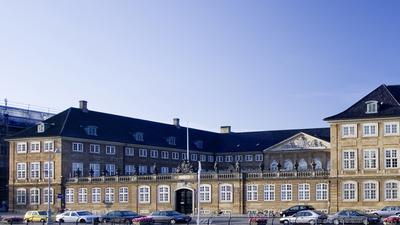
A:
[6,84,400,215]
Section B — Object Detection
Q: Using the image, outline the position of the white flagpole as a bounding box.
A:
[197,161,201,225]
[186,123,189,161]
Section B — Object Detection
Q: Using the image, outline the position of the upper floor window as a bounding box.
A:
[44,140,54,152]
[235,155,243,162]
[125,165,135,176]
[363,149,378,169]
[106,164,116,176]
[363,123,378,137]
[172,152,179,160]
[191,154,197,161]
[343,150,357,170]
[125,147,134,156]
[166,137,176,146]
[365,100,378,114]
[161,151,169,159]
[30,162,40,179]
[133,132,144,142]
[84,126,98,136]
[200,155,206,162]
[385,180,399,201]
[208,155,214,162]
[150,150,158,158]
[16,163,26,179]
[106,146,116,155]
[342,124,357,138]
[139,149,147,158]
[255,154,263,162]
[73,143,83,152]
[16,142,27,153]
[90,144,100,154]
[225,155,233,162]
[194,140,204,149]
[37,123,46,133]
[384,122,400,136]
[245,155,253,162]
[216,156,223,162]
[30,142,40,153]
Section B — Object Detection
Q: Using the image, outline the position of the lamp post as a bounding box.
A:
[47,148,60,225]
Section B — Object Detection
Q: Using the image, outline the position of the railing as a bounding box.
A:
[65,170,330,183]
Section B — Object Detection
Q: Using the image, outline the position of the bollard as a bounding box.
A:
[42,220,45,225]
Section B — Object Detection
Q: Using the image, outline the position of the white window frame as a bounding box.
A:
[298,183,310,201]
[106,145,116,155]
[363,123,378,137]
[30,162,40,179]
[30,142,40,153]
[43,161,54,179]
[216,156,223,162]
[150,149,158,158]
[172,152,179,160]
[246,185,258,201]
[29,188,40,205]
[343,181,357,201]
[72,162,83,175]
[161,151,169,159]
[366,101,378,114]
[363,181,378,201]
[16,162,26,179]
[138,165,147,175]
[281,184,292,201]
[220,184,233,202]
[264,184,275,201]
[191,154,197,161]
[105,187,115,203]
[245,155,253,162]
[44,140,54,152]
[200,155,206,162]
[106,164,116,176]
[119,187,129,203]
[16,188,26,205]
[316,183,329,201]
[43,187,54,204]
[89,163,100,177]
[158,185,170,203]
[16,142,27,153]
[139,186,150,203]
[125,165,135,176]
[125,147,134,156]
[363,149,378,169]
[89,144,100,154]
[342,124,357,138]
[385,180,399,201]
[235,155,243,162]
[92,188,101,203]
[199,184,211,203]
[225,155,233,162]
[384,122,400,136]
[342,150,357,170]
[161,167,169,174]
[255,154,263,162]
[208,155,214,162]
[139,149,147,158]
[72,143,83,152]
[385,149,399,169]
[65,188,74,204]
[78,188,88,203]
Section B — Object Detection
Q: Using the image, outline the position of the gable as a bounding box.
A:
[264,132,330,152]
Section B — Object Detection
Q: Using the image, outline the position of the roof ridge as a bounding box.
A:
[383,84,400,106]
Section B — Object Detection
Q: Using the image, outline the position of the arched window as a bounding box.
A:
[138,186,150,203]
[199,184,211,203]
[385,180,399,201]
[284,160,293,171]
[343,181,357,201]
[16,188,26,205]
[43,187,54,204]
[363,181,378,201]
[119,187,129,203]
[314,158,322,170]
[298,159,308,171]
[158,185,170,203]
[270,160,278,171]
[220,184,233,202]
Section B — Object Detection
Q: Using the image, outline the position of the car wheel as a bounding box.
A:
[363,219,368,225]
[333,219,339,225]
[80,219,86,223]
[309,219,316,225]
[170,219,176,224]
[283,220,290,225]
[101,219,107,224]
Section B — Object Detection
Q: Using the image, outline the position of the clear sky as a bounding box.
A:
[0,1,399,132]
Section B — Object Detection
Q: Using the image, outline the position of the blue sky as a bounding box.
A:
[0,1,399,132]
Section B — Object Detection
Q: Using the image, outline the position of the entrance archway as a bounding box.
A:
[175,189,193,214]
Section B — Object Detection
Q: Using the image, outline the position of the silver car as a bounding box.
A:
[327,210,380,225]
[280,210,327,225]
[56,211,99,223]
[371,206,400,218]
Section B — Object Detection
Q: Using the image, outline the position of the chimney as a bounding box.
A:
[220,126,231,134]
[79,100,88,112]
[173,118,180,127]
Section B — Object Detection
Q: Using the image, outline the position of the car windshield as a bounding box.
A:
[120,211,137,216]
[77,211,92,216]
[166,211,181,216]
[354,210,366,216]
[38,211,47,216]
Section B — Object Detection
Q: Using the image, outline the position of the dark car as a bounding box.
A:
[280,205,315,217]
[149,211,191,224]
[327,209,380,225]
[101,211,143,224]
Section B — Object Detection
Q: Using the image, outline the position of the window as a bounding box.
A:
[245,155,253,162]
[125,147,134,156]
[235,155,243,162]
[119,187,129,203]
[106,164,116,176]
[363,123,378,137]
[92,188,101,203]
[220,184,233,202]
[182,153,187,160]
[343,181,357,201]
[139,186,150,203]
[384,122,399,136]
[16,188,26,205]
[194,140,203,149]
[364,181,378,201]
[16,163,26,179]
[85,126,98,136]
[161,151,169,159]
[246,185,258,201]
[200,155,206,162]
[105,187,114,203]
[134,132,144,141]
[385,180,399,201]
[216,156,223,162]
[199,184,211,203]
[225,156,233,162]
[44,140,54,152]
[90,144,100,154]
[65,188,74,204]
[172,152,179,160]
[364,149,378,169]
[30,188,40,205]
[298,183,310,201]
[284,159,293,171]
[264,184,275,201]
[366,101,378,114]
[30,142,40,153]
[281,184,292,201]
[125,165,135,175]
[139,165,147,175]
[255,154,263,162]
[139,149,147,157]
[149,149,158,158]
[30,162,40,179]
[161,167,169,174]
[385,149,399,168]
[208,155,214,162]
[166,136,176,145]
[342,124,357,138]
[343,150,357,170]
[270,160,278,171]
[78,188,87,203]
[191,154,198,161]
[106,146,116,155]
[43,188,54,204]
[89,163,100,177]
[316,183,328,201]
[72,143,83,152]
[158,185,170,203]
[72,163,83,175]
[16,142,27,153]
[43,161,54,179]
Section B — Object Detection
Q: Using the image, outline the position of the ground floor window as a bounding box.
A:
[281,184,292,201]
[139,186,150,203]
[316,183,328,200]
[16,188,26,205]
[343,182,357,201]
[264,184,275,201]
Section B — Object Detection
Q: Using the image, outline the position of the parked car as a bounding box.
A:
[149,211,191,224]
[0,216,24,224]
[371,206,400,218]
[24,211,48,222]
[327,209,380,225]
[101,211,143,223]
[280,210,327,225]
[56,211,99,223]
[280,205,315,217]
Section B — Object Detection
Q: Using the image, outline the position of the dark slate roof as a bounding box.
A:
[10,107,329,153]
[324,84,400,121]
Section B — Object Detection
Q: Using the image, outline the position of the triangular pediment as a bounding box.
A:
[264,132,330,152]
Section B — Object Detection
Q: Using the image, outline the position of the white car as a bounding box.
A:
[280,210,327,225]
[56,211,99,223]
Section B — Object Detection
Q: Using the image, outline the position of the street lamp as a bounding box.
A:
[47,148,60,225]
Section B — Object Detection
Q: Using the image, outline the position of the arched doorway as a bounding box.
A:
[175,189,193,214]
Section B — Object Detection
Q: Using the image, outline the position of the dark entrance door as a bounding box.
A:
[175,189,193,214]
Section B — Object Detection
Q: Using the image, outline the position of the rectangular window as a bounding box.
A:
[220,185,233,202]
[119,187,129,203]
[264,184,275,201]
[161,167,169,174]
[316,183,328,201]
[245,155,253,162]
[44,140,54,152]
[106,164,116,175]
[30,142,40,153]
[139,165,147,175]
[255,154,263,162]
[342,124,357,138]
[225,156,233,162]
[30,162,40,179]
[139,149,147,157]
[364,182,378,201]
[43,188,53,204]
[30,188,40,205]
[182,153,187,160]
[172,152,179,160]
[106,146,116,155]
[105,188,114,203]
[90,144,100,154]
[384,122,400,136]
[208,155,214,162]
[191,154,198,161]
[158,186,169,203]
[43,161,54,179]
[343,150,357,170]
[246,185,258,201]
[385,181,399,200]
[200,155,206,162]
[72,143,83,152]
[78,188,88,203]
[281,184,292,201]
[16,163,26,179]
[65,188,74,204]
[343,182,357,201]
[363,123,378,137]
[385,149,399,168]
[235,155,243,162]
[92,188,101,203]
[125,147,134,156]
[16,142,27,153]
[125,165,135,175]
[364,149,378,169]
[150,149,158,158]
[16,189,26,205]
[298,183,310,201]
[199,185,211,203]
[161,151,169,159]
[216,156,223,162]
[139,186,150,203]
[72,162,83,176]
[89,163,100,177]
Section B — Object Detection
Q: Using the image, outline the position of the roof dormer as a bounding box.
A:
[133,132,144,142]
[365,100,379,114]
[37,122,46,133]
[84,125,98,136]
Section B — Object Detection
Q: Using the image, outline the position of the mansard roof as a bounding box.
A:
[324,84,400,121]
[10,107,329,153]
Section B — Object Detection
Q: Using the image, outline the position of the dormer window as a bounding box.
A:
[194,140,203,149]
[84,126,98,136]
[134,132,144,142]
[366,100,378,114]
[166,136,176,145]
[37,123,45,133]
